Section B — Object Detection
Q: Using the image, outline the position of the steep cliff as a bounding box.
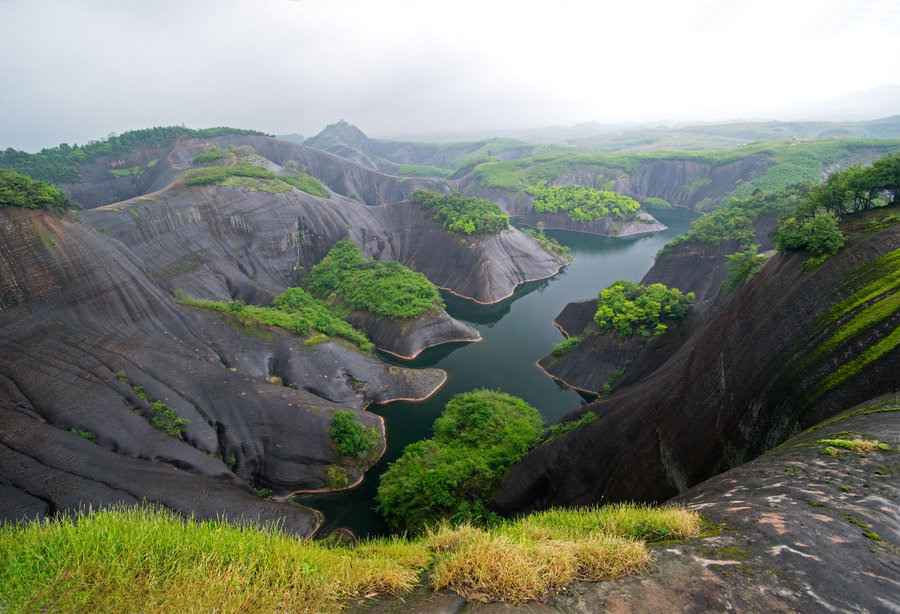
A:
[82,171,565,306]
[0,207,446,533]
[494,210,899,514]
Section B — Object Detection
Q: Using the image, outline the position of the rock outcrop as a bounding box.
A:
[352,394,900,613]
[82,177,564,307]
[493,217,900,515]
[0,207,445,534]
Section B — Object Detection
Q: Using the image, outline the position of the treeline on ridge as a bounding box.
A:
[0,126,269,185]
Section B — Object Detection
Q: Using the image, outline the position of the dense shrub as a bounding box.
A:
[329,411,380,461]
[659,185,807,256]
[723,244,767,292]
[376,389,544,534]
[191,147,231,165]
[411,190,509,234]
[775,212,845,258]
[528,183,640,223]
[594,280,694,339]
[0,169,78,212]
[303,238,441,319]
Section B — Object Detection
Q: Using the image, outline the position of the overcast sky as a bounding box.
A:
[1,0,899,151]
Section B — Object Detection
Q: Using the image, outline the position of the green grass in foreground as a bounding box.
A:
[0,504,701,612]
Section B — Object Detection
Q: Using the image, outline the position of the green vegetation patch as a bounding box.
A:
[0,503,700,612]
[183,156,330,198]
[660,186,806,256]
[397,164,453,178]
[819,326,900,392]
[411,190,509,235]
[524,227,572,261]
[179,288,373,352]
[303,238,442,319]
[528,183,640,223]
[191,147,231,165]
[594,280,694,339]
[376,389,544,534]
[724,244,769,292]
[0,126,269,185]
[551,336,581,358]
[329,410,381,461]
[547,411,596,441]
[0,169,79,213]
[108,158,159,177]
[279,172,330,198]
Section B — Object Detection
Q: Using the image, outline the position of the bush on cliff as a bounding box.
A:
[411,190,509,235]
[0,169,78,213]
[376,389,544,534]
[329,410,380,461]
[594,280,694,339]
[303,238,441,319]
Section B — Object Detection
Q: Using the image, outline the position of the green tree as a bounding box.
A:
[775,212,845,258]
[594,280,694,339]
[329,411,380,460]
[0,169,78,212]
[724,244,765,292]
[376,390,543,534]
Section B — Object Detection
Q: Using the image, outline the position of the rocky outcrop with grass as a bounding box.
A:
[495,209,900,515]
[350,394,899,613]
[0,207,446,532]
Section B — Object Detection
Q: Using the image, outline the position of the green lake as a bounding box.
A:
[294,207,698,536]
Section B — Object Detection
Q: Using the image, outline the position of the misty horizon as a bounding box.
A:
[2,0,899,152]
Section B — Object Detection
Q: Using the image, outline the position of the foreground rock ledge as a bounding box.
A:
[348,394,899,613]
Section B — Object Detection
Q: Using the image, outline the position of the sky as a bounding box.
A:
[1,0,899,152]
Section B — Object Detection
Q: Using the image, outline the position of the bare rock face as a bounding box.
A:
[493,222,900,516]
[346,310,480,360]
[0,208,445,534]
[515,210,666,237]
[82,180,564,306]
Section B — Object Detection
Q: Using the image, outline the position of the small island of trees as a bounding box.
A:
[411,190,509,235]
[528,183,641,223]
[594,280,695,339]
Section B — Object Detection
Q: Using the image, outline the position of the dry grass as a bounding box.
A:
[0,503,702,611]
[426,503,700,603]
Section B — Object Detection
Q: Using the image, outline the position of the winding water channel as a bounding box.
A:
[295,208,698,537]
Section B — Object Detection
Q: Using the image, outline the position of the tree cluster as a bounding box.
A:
[772,155,900,259]
[411,190,509,235]
[594,280,695,339]
[303,238,441,319]
[376,389,544,534]
[528,183,640,223]
[804,154,900,215]
[0,169,78,213]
